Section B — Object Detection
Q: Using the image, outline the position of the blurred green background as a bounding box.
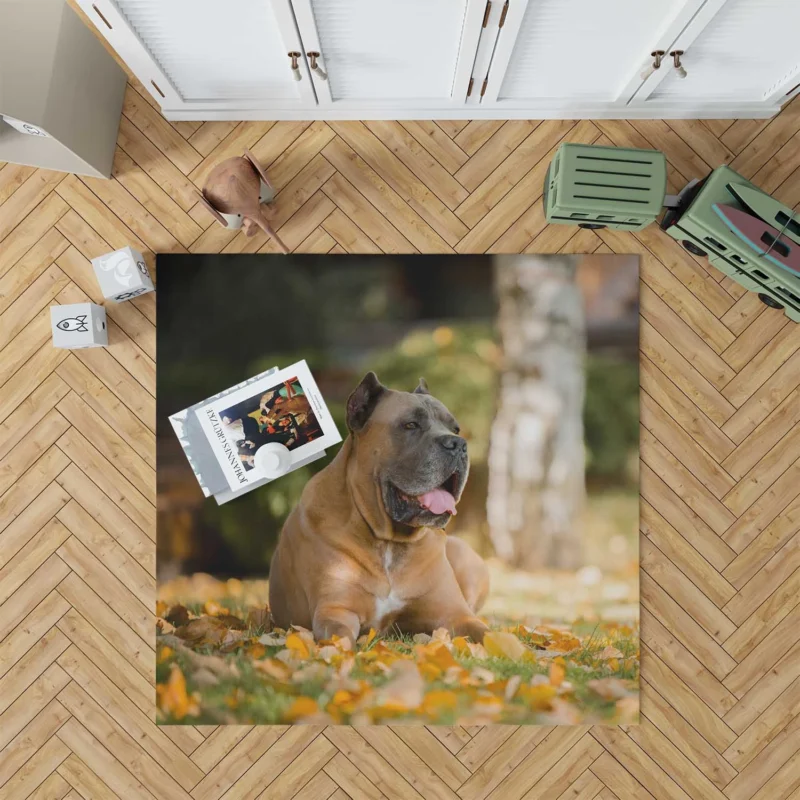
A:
[156,254,639,599]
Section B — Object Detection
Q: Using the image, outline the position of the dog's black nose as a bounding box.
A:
[440,434,467,453]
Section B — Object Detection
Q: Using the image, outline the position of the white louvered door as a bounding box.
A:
[631,0,800,109]
[76,0,316,112]
[289,0,487,108]
[479,0,705,111]
[76,0,797,118]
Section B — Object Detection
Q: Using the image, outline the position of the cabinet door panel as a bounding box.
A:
[487,0,695,104]
[647,0,800,103]
[292,0,485,106]
[78,0,315,110]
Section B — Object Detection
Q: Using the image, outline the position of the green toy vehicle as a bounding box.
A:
[544,143,800,322]
[543,143,667,231]
[660,166,800,322]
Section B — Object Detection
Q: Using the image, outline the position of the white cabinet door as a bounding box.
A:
[632,0,800,110]
[289,0,486,109]
[479,0,705,112]
[76,0,316,113]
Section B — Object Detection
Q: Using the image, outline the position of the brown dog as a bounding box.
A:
[269,372,490,643]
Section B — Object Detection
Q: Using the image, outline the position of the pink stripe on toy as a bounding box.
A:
[713,204,800,275]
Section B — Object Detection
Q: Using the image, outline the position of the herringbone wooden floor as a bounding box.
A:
[2,65,800,798]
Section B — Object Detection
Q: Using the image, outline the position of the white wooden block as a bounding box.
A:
[91,246,154,302]
[51,303,108,349]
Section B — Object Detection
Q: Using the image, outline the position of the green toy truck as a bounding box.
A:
[659,165,800,322]
[544,142,800,322]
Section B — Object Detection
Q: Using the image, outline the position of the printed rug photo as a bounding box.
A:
[155,253,640,726]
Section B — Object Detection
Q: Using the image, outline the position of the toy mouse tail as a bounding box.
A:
[254,211,290,254]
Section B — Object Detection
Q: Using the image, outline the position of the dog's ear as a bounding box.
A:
[413,377,430,395]
[346,372,386,432]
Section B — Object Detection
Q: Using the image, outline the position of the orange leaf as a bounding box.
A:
[254,658,292,682]
[422,643,460,672]
[422,690,459,715]
[285,632,311,659]
[156,664,198,720]
[283,696,319,722]
[483,632,527,661]
[157,645,174,664]
[419,662,443,681]
[549,659,566,687]
[518,683,557,710]
[452,637,470,655]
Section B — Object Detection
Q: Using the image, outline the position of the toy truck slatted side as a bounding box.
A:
[544,143,667,231]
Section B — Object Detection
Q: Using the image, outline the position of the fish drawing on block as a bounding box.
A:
[57,315,89,332]
[712,204,800,276]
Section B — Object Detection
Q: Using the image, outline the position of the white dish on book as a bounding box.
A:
[254,442,292,478]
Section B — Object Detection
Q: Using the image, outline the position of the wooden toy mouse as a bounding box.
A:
[197,149,289,254]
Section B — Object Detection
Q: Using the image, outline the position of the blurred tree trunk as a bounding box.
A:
[487,255,586,570]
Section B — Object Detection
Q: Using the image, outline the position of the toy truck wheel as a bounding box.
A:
[681,240,707,257]
[758,293,784,310]
[578,223,606,229]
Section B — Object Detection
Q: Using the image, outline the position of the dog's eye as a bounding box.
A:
[454,426,460,435]
[403,421,419,430]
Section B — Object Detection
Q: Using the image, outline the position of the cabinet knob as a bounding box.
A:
[307,52,328,81]
[640,51,665,81]
[670,50,687,79]
[288,52,302,81]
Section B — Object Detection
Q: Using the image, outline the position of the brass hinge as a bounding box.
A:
[499,1,509,27]
[480,77,488,97]
[482,0,491,27]
[467,77,474,97]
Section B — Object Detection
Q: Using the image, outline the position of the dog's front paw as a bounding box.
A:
[312,606,360,644]
[453,615,489,644]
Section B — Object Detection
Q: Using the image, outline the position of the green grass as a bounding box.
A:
[156,597,639,726]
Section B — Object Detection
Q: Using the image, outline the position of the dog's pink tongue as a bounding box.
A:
[418,488,457,516]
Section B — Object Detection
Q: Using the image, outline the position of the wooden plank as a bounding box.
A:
[0,193,69,280]
[57,650,203,791]
[640,357,735,464]
[0,163,36,206]
[55,391,154,502]
[110,148,202,248]
[56,572,153,682]
[322,173,416,254]
[326,124,464,248]
[454,121,506,155]
[365,120,469,210]
[0,229,68,317]
[56,718,157,800]
[640,679,737,790]
[0,696,71,789]
[641,536,736,644]
[455,119,577,229]
[122,85,202,175]
[400,121,469,174]
[0,170,66,244]
[454,121,539,192]
[116,115,201,212]
[55,428,154,536]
